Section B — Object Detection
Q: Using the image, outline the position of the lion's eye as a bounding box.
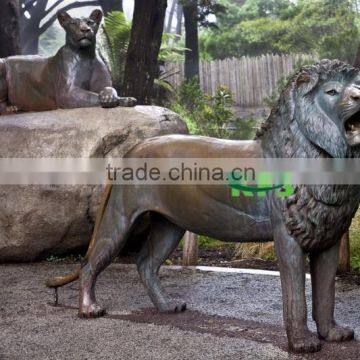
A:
[326,89,339,96]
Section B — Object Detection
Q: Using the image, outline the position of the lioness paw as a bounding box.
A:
[99,87,119,108]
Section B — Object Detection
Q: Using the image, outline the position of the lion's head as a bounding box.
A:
[57,9,102,50]
[259,60,360,158]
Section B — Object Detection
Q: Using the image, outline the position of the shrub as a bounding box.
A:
[171,78,234,138]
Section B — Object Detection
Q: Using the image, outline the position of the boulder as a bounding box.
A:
[0,106,188,262]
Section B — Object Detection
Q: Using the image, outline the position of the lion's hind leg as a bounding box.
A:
[136,213,186,313]
[78,192,132,318]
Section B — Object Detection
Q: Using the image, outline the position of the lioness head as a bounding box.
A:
[57,9,103,50]
[293,60,360,157]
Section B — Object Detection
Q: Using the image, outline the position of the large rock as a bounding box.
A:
[0,106,188,262]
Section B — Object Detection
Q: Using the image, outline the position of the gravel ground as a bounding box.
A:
[0,263,359,360]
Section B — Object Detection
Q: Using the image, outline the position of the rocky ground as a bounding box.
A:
[1,263,360,359]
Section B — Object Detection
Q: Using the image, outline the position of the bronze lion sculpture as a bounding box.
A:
[47,60,360,353]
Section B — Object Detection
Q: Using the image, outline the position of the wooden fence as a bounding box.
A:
[164,54,317,107]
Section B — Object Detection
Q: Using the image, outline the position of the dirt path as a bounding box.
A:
[0,263,359,359]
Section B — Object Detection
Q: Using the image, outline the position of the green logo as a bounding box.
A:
[228,171,295,198]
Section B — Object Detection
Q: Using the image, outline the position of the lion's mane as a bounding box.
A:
[257,60,360,252]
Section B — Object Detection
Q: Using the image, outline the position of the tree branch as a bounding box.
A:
[44,0,66,18]
[39,0,100,36]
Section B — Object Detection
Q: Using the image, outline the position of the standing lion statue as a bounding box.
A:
[47,60,360,353]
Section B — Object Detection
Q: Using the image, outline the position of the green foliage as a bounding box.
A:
[171,78,234,138]
[180,0,227,27]
[350,212,360,272]
[351,254,360,272]
[159,34,189,62]
[179,236,232,249]
[171,78,262,140]
[102,11,131,92]
[200,0,359,62]
[198,236,230,248]
[229,118,261,140]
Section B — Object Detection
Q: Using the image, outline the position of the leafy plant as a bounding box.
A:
[102,11,131,92]
[229,118,262,140]
[200,0,359,63]
[171,78,234,138]
[159,33,189,62]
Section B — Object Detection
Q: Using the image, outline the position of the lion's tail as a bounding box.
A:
[45,269,81,288]
[46,184,114,288]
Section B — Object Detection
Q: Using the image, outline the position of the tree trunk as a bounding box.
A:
[166,0,177,33]
[174,3,183,41]
[21,26,41,55]
[183,232,198,266]
[0,0,21,57]
[122,0,167,105]
[20,0,48,55]
[183,1,199,81]
[99,0,123,15]
[338,232,351,274]
[354,45,360,68]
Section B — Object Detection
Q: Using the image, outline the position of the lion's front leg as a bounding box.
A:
[273,218,321,353]
[99,87,137,108]
[310,242,354,342]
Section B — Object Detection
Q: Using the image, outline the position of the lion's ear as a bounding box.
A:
[57,11,72,28]
[296,73,311,85]
[295,71,318,94]
[90,9,103,25]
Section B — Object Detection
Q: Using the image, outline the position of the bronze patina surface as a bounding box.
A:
[0,10,136,114]
[47,60,360,353]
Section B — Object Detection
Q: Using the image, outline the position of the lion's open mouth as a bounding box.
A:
[345,111,360,146]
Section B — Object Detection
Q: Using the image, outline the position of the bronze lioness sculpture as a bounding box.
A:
[47,60,360,353]
[0,10,136,114]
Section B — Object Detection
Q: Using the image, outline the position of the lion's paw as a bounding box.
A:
[319,324,354,342]
[174,302,187,313]
[158,302,187,314]
[288,331,321,353]
[79,303,106,318]
[99,87,119,108]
